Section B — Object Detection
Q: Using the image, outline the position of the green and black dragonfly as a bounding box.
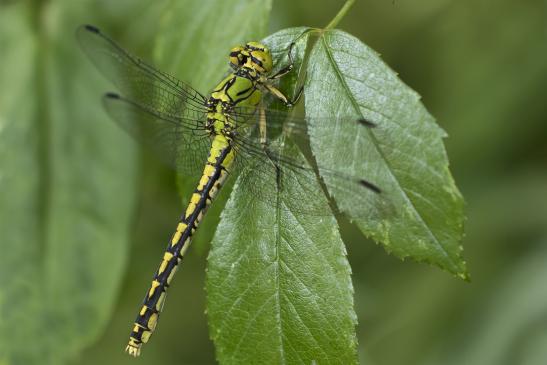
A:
[77,24,380,356]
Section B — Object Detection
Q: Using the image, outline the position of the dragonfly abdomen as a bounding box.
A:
[126,137,234,356]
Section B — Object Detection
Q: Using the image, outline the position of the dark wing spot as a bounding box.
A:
[359,179,382,194]
[357,118,377,128]
[104,92,121,99]
[84,24,100,33]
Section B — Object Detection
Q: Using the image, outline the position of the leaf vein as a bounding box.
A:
[321,34,456,268]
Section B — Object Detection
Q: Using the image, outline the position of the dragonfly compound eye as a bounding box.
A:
[245,43,273,74]
[229,45,248,70]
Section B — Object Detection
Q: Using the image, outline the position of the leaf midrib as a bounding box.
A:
[274,169,286,365]
[319,31,457,269]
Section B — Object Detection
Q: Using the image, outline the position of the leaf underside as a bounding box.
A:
[305,30,467,279]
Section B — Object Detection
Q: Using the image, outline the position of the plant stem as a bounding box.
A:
[324,0,355,30]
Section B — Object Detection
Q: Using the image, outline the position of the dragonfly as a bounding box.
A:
[77,24,381,357]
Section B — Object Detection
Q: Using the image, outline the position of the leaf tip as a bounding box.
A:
[456,263,471,282]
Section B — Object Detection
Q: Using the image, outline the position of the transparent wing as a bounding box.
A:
[231,104,376,142]
[76,24,207,114]
[103,93,210,176]
[78,24,212,176]
[78,24,386,218]
[229,115,390,219]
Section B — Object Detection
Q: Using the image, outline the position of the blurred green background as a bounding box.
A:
[1,0,546,364]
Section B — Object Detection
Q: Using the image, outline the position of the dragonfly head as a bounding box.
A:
[229,42,273,75]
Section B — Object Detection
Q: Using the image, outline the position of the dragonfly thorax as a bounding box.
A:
[209,73,263,110]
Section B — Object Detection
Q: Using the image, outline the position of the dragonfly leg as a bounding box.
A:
[259,105,268,146]
[268,42,296,80]
[287,85,303,107]
[257,104,283,185]
[263,39,304,107]
[263,83,303,108]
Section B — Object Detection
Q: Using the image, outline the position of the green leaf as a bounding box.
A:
[207,139,357,364]
[206,28,359,363]
[206,23,466,362]
[0,2,137,364]
[305,30,467,278]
